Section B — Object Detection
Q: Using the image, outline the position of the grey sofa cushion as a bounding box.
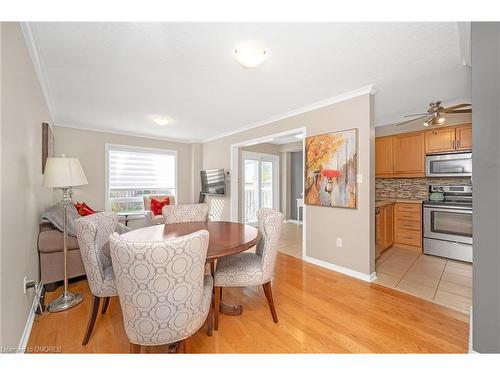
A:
[38,230,80,253]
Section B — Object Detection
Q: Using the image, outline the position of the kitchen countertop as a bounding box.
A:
[375,199,425,208]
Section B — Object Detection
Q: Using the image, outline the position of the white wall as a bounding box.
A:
[53,126,201,210]
[0,23,54,349]
[204,92,375,277]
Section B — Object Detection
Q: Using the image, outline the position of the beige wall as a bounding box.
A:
[0,23,54,348]
[53,126,200,210]
[204,94,375,276]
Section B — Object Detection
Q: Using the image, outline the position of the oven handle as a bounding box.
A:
[423,206,473,215]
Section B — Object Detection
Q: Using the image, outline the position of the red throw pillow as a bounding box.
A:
[151,197,169,216]
[75,202,96,216]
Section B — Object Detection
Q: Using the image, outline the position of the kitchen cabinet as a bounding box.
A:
[376,203,394,258]
[375,137,394,178]
[456,124,472,151]
[425,124,472,154]
[425,128,456,154]
[394,202,422,251]
[393,132,425,177]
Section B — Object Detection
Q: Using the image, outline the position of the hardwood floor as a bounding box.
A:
[28,253,469,353]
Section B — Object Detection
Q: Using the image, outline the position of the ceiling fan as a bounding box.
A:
[396,101,472,127]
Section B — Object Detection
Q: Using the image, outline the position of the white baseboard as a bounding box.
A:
[304,255,376,282]
[284,219,303,225]
[18,283,42,354]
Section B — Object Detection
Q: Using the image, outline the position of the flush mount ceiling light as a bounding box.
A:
[153,116,169,126]
[234,42,267,68]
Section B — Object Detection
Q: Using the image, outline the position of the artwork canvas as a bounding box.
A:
[42,122,55,173]
[304,129,358,208]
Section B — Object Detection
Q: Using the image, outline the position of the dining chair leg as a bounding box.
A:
[82,295,100,345]
[262,281,278,323]
[101,296,110,314]
[210,260,215,277]
[214,286,221,330]
[207,296,213,336]
[129,343,141,353]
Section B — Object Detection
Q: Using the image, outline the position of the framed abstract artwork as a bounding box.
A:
[42,122,55,173]
[304,128,358,208]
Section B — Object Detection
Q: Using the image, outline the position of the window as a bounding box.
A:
[106,144,177,213]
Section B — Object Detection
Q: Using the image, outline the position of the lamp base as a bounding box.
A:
[47,291,83,313]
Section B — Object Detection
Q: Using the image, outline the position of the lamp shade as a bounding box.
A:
[43,156,88,188]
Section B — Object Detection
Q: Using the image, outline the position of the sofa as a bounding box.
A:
[143,194,176,225]
[37,221,86,291]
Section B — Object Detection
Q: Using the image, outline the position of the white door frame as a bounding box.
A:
[241,151,280,224]
[229,126,307,258]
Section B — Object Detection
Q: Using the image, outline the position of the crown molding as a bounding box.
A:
[202,84,376,143]
[55,123,200,144]
[20,22,56,126]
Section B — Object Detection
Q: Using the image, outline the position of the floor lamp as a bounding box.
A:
[43,155,88,312]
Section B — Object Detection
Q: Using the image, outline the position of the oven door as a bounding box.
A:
[423,206,473,245]
[426,153,472,177]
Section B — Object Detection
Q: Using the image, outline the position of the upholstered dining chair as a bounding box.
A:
[143,194,176,226]
[109,230,213,353]
[74,211,119,345]
[213,208,284,330]
[162,203,209,224]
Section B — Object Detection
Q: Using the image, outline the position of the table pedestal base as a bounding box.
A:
[220,302,243,315]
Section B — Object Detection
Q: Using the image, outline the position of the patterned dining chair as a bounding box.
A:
[74,212,119,345]
[213,208,284,330]
[109,230,213,353]
[162,203,209,224]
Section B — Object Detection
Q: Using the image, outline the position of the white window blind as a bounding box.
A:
[107,145,176,212]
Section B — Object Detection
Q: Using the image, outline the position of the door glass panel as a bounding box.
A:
[261,161,273,209]
[244,159,259,223]
[431,211,472,237]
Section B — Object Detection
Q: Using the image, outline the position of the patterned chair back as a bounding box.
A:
[163,203,209,224]
[255,208,284,282]
[75,212,118,297]
[109,230,210,346]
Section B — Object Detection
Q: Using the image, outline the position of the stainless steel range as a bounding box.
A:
[423,185,473,262]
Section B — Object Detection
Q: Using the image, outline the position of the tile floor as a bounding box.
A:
[277,222,303,259]
[375,246,472,315]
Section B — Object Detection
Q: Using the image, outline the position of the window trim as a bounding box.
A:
[105,143,178,211]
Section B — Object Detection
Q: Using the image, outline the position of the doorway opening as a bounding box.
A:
[230,127,306,259]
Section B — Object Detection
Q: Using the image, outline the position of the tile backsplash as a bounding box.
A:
[375,178,472,200]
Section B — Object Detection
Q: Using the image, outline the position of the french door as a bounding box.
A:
[242,151,279,224]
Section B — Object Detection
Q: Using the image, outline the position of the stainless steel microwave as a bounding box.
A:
[425,152,472,177]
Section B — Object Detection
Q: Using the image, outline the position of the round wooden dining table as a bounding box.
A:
[120,221,261,316]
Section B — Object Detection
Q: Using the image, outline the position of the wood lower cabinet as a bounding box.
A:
[456,124,472,151]
[375,137,394,177]
[394,202,422,251]
[376,203,394,259]
[425,128,456,154]
[393,132,425,177]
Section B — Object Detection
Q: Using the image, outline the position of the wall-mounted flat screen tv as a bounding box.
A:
[200,168,226,196]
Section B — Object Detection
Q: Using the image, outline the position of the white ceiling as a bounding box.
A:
[268,134,303,145]
[26,22,471,143]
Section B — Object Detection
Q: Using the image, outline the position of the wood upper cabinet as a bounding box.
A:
[456,124,472,151]
[375,137,394,177]
[393,132,425,177]
[425,128,456,154]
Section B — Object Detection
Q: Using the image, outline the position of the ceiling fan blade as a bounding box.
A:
[443,103,471,112]
[446,109,472,114]
[404,113,428,117]
[395,115,427,126]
